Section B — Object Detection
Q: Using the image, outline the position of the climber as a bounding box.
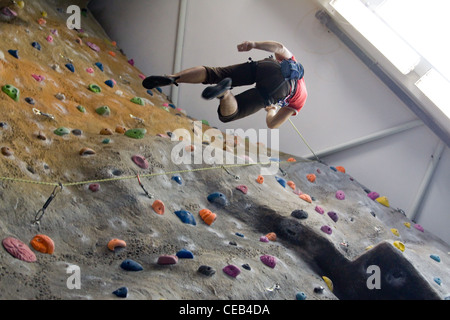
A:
[142,40,307,129]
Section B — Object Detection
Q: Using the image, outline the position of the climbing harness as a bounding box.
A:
[32,182,63,229]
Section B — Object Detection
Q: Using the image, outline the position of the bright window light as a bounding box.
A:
[415,69,450,119]
[330,0,420,74]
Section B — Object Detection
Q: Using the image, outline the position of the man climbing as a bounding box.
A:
[142,40,307,129]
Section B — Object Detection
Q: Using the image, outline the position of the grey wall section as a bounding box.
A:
[88,0,449,245]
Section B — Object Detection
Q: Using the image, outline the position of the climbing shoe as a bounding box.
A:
[201,78,232,100]
[142,75,180,89]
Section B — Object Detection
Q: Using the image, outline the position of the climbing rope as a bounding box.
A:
[287,117,320,162]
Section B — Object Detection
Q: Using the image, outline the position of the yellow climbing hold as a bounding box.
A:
[17,1,25,9]
[404,222,411,228]
[375,196,390,207]
[365,245,373,251]
[322,276,333,292]
[393,241,405,252]
[391,228,399,237]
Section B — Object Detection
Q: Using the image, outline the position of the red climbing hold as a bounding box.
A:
[157,255,178,265]
[236,185,248,194]
[2,237,36,262]
[131,155,149,169]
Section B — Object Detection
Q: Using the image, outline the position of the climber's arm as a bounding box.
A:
[237,40,293,61]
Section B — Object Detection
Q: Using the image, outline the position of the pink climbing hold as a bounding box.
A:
[315,206,324,214]
[223,265,241,278]
[236,185,248,194]
[46,35,53,43]
[260,255,277,268]
[368,191,379,200]
[87,41,100,52]
[31,74,45,82]
[335,190,345,200]
[157,255,178,265]
[86,67,94,73]
[2,237,36,262]
[414,224,424,232]
[131,155,149,169]
[139,74,146,80]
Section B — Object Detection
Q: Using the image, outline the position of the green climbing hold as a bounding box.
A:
[2,85,20,102]
[201,120,209,126]
[76,105,86,113]
[161,107,170,112]
[88,84,102,93]
[54,127,70,136]
[130,97,144,105]
[102,138,110,144]
[95,106,110,116]
[125,128,146,139]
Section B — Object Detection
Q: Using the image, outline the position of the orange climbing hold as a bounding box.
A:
[256,175,264,184]
[115,125,127,134]
[287,181,296,190]
[199,209,216,226]
[30,234,55,254]
[336,166,346,173]
[108,51,116,57]
[100,128,113,135]
[299,194,312,203]
[152,200,165,215]
[107,239,127,251]
[306,174,316,183]
[287,157,296,162]
[265,232,277,241]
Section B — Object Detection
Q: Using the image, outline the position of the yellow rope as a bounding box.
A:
[0,160,294,187]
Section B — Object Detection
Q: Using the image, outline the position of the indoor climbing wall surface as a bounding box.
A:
[0,0,449,300]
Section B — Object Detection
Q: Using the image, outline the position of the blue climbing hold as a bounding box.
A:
[296,292,307,300]
[31,42,41,50]
[430,254,441,262]
[433,277,442,286]
[94,62,104,71]
[120,259,143,271]
[8,49,19,59]
[269,157,280,162]
[176,248,194,259]
[168,103,176,109]
[275,176,286,188]
[104,79,114,88]
[174,210,197,226]
[171,175,182,185]
[65,63,75,72]
[112,287,128,298]
[207,192,228,207]
[147,89,153,96]
[155,87,162,93]
[330,166,337,172]
[235,232,245,238]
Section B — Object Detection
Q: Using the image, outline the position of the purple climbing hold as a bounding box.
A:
[223,264,241,278]
[414,224,424,232]
[327,211,338,222]
[315,206,324,214]
[321,225,332,235]
[236,185,248,194]
[260,236,269,242]
[260,255,277,268]
[87,41,100,52]
[368,191,379,200]
[128,59,134,66]
[335,190,345,200]
[131,155,149,169]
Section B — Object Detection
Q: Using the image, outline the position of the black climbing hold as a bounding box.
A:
[71,129,82,136]
[25,97,35,105]
[112,287,128,298]
[229,241,237,246]
[291,209,308,219]
[314,286,324,294]
[198,265,216,276]
[120,259,143,271]
[0,122,7,128]
[31,42,41,50]
[8,49,19,59]
[242,263,251,271]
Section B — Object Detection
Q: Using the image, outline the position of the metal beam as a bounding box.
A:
[303,120,423,160]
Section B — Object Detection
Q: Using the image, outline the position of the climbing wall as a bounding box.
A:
[0,0,449,301]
